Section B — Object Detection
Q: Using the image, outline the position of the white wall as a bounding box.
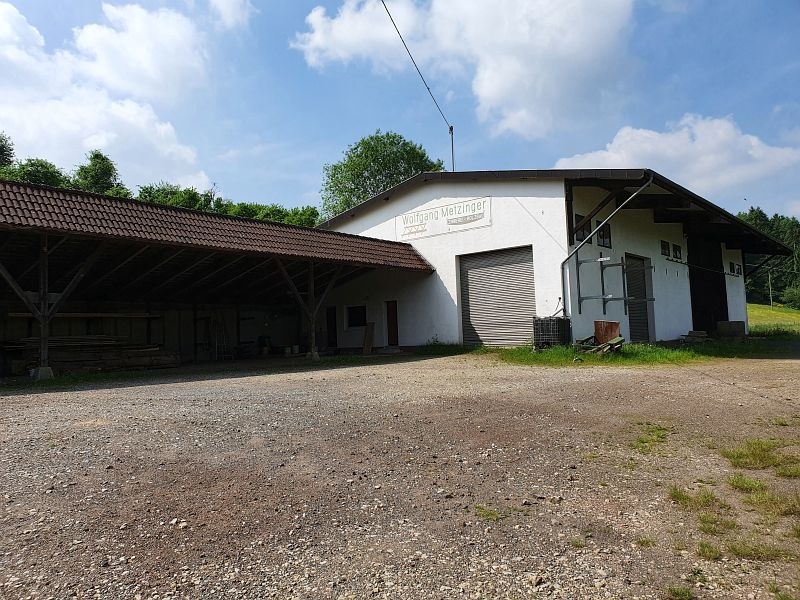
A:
[333,180,569,346]
[566,189,693,342]
[723,245,748,329]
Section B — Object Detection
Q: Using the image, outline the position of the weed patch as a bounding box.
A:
[697,541,722,560]
[666,586,696,600]
[744,491,800,517]
[636,537,655,548]
[698,512,738,535]
[728,472,767,492]
[632,422,671,454]
[776,463,800,478]
[474,505,505,522]
[725,539,786,561]
[721,439,785,469]
[669,486,728,511]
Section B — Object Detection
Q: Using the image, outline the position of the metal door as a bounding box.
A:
[625,255,651,342]
[459,246,535,346]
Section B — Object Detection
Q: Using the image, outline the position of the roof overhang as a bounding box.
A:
[320,168,790,257]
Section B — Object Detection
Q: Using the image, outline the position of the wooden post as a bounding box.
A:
[36,234,52,379]
[307,262,317,359]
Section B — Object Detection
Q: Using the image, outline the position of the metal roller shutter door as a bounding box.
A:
[460,246,535,346]
[625,255,650,342]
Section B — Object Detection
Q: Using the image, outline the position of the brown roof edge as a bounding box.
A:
[0,178,434,271]
[646,170,791,256]
[318,168,790,256]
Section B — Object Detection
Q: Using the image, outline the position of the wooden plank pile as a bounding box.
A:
[3,335,180,375]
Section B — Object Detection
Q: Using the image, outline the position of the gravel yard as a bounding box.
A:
[1,353,799,599]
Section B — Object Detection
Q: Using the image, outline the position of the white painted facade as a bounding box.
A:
[326,177,748,348]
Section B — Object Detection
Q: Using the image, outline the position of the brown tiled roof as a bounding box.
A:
[0,180,433,271]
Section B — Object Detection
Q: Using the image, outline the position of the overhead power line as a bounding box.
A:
[380,0,455,171]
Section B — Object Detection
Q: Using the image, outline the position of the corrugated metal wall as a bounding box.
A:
[459,246,535,346]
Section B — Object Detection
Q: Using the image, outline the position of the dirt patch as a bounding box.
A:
[1,354,798,599]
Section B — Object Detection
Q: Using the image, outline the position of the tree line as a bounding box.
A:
[737,207,800,309]
[0,132,320,228]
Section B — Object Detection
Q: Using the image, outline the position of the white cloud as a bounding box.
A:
[208,0,256,30]
[64,3,207,103]
[555,114,800,196]
[0,2,209,190]
[292,0,634,138]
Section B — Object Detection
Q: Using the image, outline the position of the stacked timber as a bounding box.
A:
[2,336,180,375]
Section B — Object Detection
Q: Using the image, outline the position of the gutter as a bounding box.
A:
[559,174,654,317]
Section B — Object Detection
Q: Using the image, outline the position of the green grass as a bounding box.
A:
[772,592,798,600]
[721,439,786,469]
[748,303,800,334]
[776,463,800,478]
[725,539,787,561]
[668,486,728,511]
[744,492,800,517]
[632,423,671,454]
[697,541,722,560]
[636,537,656,548]
[666,586,696,600]
[698,512,738,535]
[474,505,505,522]
[728,472,767,492]
[791,523,800,540]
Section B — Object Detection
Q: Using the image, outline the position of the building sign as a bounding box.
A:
[396,197,492,240]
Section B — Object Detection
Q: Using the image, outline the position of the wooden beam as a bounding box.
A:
[147,252,216,295]
[16,236,68,281]
[564,180,574,246]
[120,248,185,291]
[39,235,49,367]
[83,244,151,292]
[274,257,311,318]
[204,259,271,296]
[47,243,106,319]
[0,257,42,320]
[181,255,246,293]
[573,187,626,233]
[313,265,342,317]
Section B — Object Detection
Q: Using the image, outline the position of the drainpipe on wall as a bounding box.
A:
[559,174,654,317]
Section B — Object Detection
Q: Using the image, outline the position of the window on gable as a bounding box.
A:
[672,244,682,260]
[574,214,592,244]
[595,220,611,248]
[660,240,670,257]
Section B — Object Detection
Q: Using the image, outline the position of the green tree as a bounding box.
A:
[138,182,214,211]
[0,131,14,168]
[320,130,444,221]
[738,206,800,305]
[0,158,70,188]
[72,150,131,197]
[137,182,319,227]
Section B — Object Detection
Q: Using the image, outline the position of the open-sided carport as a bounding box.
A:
[0,180,433,377]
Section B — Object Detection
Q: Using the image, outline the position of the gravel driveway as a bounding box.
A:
[1,354,798,599]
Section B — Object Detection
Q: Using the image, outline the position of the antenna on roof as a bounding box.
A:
[380,0,455,172]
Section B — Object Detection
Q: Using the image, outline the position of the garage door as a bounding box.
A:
[459,246,535,346]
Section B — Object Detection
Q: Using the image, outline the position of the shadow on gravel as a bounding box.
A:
[0,353,452,396]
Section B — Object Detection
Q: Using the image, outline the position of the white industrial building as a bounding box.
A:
[320,169,788,349]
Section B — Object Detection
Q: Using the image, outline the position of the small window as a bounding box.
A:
[729,261,736,274]
[346,305,367,328]
[672,244,682,260]
[661,240,670,257]
[735,264,742,276]
[595,220,612,248]
[574,214,592,244]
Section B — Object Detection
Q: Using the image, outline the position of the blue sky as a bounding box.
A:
[2,1,799,217]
